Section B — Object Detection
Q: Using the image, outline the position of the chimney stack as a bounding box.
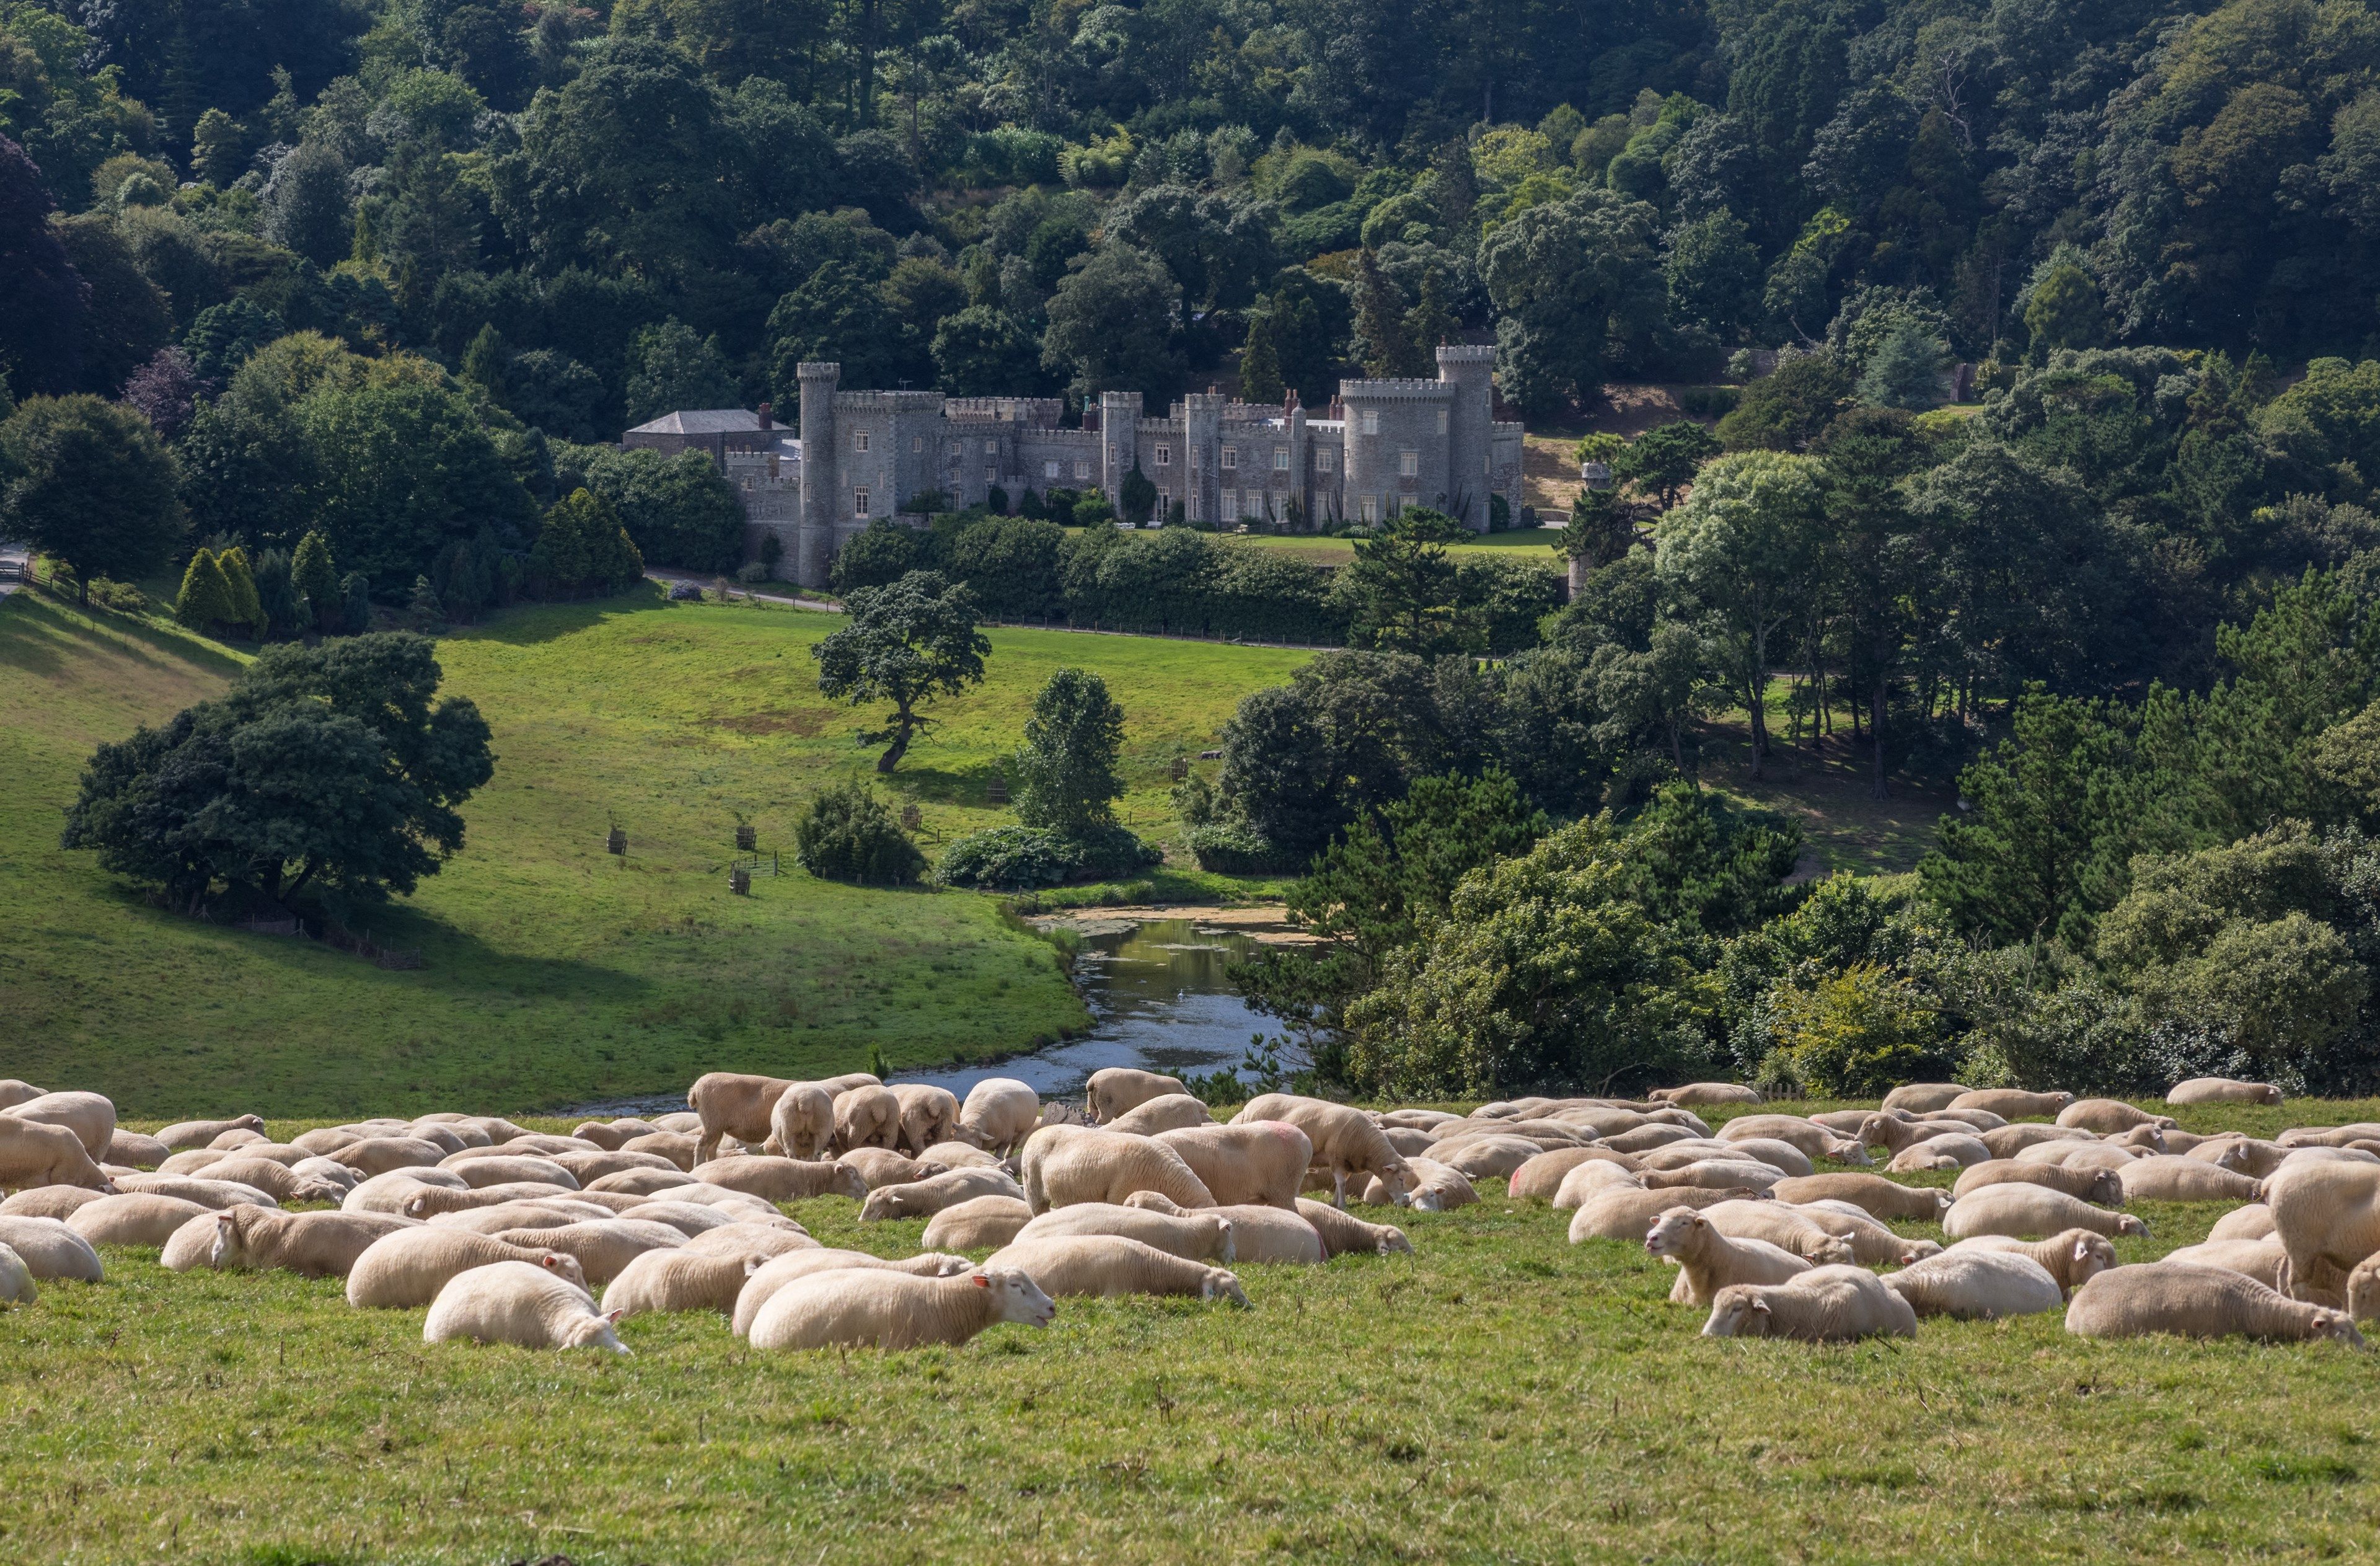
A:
[757,401,773,430]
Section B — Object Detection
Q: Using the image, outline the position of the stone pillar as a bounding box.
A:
[1437,343,1496,532]
[1183,391,1224,527]
[1100,391,1141,511]
[796,361,840,588]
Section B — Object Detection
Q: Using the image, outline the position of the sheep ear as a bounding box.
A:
[972,1273,991,1288]
[1752,1299,1770,1314]
[604,1309,625,1325]
[2074,1238,2090,1261]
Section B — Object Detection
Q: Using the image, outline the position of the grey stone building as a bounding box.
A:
[666,346,1524,589]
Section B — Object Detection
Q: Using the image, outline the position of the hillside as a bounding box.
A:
[0,588,1308,1118]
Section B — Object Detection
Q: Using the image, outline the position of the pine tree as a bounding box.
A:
[291,531,340,632]
[340,573,373,635]
[462,325,509,401]
[1403,265,1458,365]
[1352,251,1424,377]
[1238,310,1285,404]
[174,550,235,631]
[408,575,447,628]
[216,546,265,638]
[1856,320,1952,410]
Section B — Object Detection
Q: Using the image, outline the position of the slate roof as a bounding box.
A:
[625,409,772,435]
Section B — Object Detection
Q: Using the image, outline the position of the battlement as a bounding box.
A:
[1435,343,1496,364]
[835,391,945,413]
[943,396,1064,425]
[1341,379,1458,400]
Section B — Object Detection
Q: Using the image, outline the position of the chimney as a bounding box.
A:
[757,401,773,430]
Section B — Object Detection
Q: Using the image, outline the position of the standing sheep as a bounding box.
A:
[1233,1095,1414,1208]
[2166,1077,2284,1105]
[1644,1208,1812,1306]
[833,1086,904,1154]
[747,1265,1055,1350]
[1107,1095,1215,1136]
[1153,1123,1313,1209]
[2265,1157,2380,1306]
[764,1085,838,1161]
[1944,1185,2149,1241]
[1085,1068,1189,1123]
[0,1115,117,1193]
[891,1086,964,1156]
[958,1079,1041,1157]
[1882,1250,2063,1319]
[2065,1262,2364,1346]
[688,1073,796,1165]
[347,1229,589,1307]
[1,1091,116,1161]
[987,1234,1250,1305]
[425,1261,627,1355]
[1948,1231,2118,1298]
[921,1196,1035,1252]
[1020,1125,1217,1213]
[1295,1200,1414,1257]
[1700,1265,1918,1341]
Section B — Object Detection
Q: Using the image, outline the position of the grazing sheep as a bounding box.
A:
[1651,1082,1764,1107]
[691,1156,867,1203]
[0,1216,104,1280]
[1715,1116,1867,1165]
[1,1091,115,1161]
[1153,1123,1314,1210]
[2118,1156,2264,1204]
[1016,1202,1235,1262]
[1510,1148,1641,1201]
[1697,1201,1858,1264]
[106,1131,170,1169]
[2066,1262,2363,1347]
[1882,1250,2063,1319]
[1952,1160,2125,1206]
[620,1131,701,1170]
[1983,1124,2097,1159]
[1233,1095,1414,1208]
[0,1185,107,1221]
[1945,1185,2148,1241]
[1359,1156,1473,1211]
[199,1157,346,1205]
[1887,1135,1991,1172]
[958,1079,1041,1158]
[687,1072,798,1165]
[2345,1255,2380,1322]
[987,1234,1249,1306]
[2265,1158,2380,1306]
[347,1229,589,1307]
[833,1086,903,1154]
[1881,1084,1971,1115]
[2167,1077,2285,1106]
[425,1261,626,1355]
[2210,1204,2276,1242]
[921,1196,1035,1252]
[733,1249,976,1336]
[1768,1174,1950,1223]
[890,1085,964,1156]
[2057,1099,2176,1135]
[914,1142,1004,1172]
[840,1148,932,1191]
[493,1220,685,1284]
[860,1166,1029,1221]
[1949,1089,2074,1120]
[1701,1265,1918,1341]
[2164,1239,2290,1291]
[1207,1205,1328,1265]
[762,1084,837,1161]
[0,1114,116,1193]
[1552,1159,1648,1209]
[111,1174,276,1210]
[602,1249,771,1317]
[1295,1199,1413,1257]
[1021,1125,1217,1213]
[1106,1094,1215,1136]
[0,1242,32,1305]
[585,1167,697,1197]
[682,1223,816,1260]
[1645,1207,1812,1306]
[0,1082,43,1112]
[749,1264,1055,1350]
[68,1193,210,1247]
[325,1138,449,1178]
[1566,1187,1777,1244]
[213,1206,418,1277]
[1086,1068,1189,1124]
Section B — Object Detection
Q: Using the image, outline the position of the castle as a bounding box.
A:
[620,345,1527,589]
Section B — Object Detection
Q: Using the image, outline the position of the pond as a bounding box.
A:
[904,916,1295,1101]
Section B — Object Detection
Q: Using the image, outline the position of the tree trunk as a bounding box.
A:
[1745,626,1770,780]
[877,706,915,772]
[1870,678,1889,801]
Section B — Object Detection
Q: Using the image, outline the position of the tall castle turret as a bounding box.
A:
[1437,344,1496,532]
[795,361,840,587]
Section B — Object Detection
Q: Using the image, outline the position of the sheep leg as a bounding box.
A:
[1332,1168,1347,1211]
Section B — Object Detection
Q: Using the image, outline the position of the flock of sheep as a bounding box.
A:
[1,1064,2375,1353]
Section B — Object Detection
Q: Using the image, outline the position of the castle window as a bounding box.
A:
[912,435,923,453]
[1438,409,1450,435]
[855,489,870,516]
[1155,445,1171,466]
[1220,446,1237,469]
[1361,411,1379,435]
[1360,494,1378,523]
[1318,449,1336,472]
[984,465,997,484]
[1221,489,1238,520]
[855,431,870,453]
[1272,448,1289,471]
[1399,449,1418,477]
[1045,460,1061,479]
[1159,489,1170,513]
[1073,459,1090,480]
[1108,445,1117,466]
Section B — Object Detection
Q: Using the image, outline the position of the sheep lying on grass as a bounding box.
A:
[1645,1208,1810,1306]
[2066,1262,2365,1346]
[1701,1265,1918,1341]
[348,1228,589,1307]
[988,1234,1250,1306]
[425,1260,627,1355]
[1947,1232,2117,1299]
[922,1196,1034,1252]
[1882,1250,2063,1319]
[748,1265,1056,1350]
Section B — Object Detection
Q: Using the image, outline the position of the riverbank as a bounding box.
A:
[1026,903,1320,944]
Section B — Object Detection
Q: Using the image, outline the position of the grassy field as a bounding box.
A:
[7,1096,2379,1565]
[0,588,1306,1118]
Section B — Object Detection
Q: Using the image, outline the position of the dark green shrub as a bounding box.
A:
[938,826,1083,889]
[1188,822,1304,876]
[795,782,927,885]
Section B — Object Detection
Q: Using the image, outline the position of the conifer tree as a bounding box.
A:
[174,549,235,631]
[1238,310,1285,404]
[216,545,265,637]
[292,531,340,631]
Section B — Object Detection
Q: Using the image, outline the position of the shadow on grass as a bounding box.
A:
[0,593,249,681]
[446,583,677,647]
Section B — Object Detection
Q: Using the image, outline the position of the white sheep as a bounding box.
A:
[687,1071,798,1164]
[1951,1160,2125,1206]
[1233,1094,1414,1208]
[213,1206,419,1277]
[1,1090,115,1161]
[765,1084,838,1161]
[2056,1099,2175,1135]
[1881,1250,2063,1319]
[1551,1159,1648,1210]
[1085,1068,1188,1123]
[840,1148,932,1191]
[0,1114,116,1193]
[1510,1148,1638,1201]
[1294,1199,1413,1256]
[2163,1238,2289,1291]
[1765,1174,1949,1223]
[747,1264,1055,1350]
[1020,1125,1216,1213]
[1153,1122,1313,1209]
[0,1185,107,1221]
[2266,1157,2380,1306]
[603,1248,774,1317]
[733,1249,974,1337]
[2210,1204,2276,1242]
[424,1260,627,1355]
[690,1156,867,1203]
[860,1166,1028,1222]
[1880,1083,1971,1114]
[1701,1265,1918,1340]
[2166,1077,2284,1105]
[67,1193,210,1247]
[0,1242,32,1305]
[2066,1261,2363,1346]
[1359,1156,1472,1211]
[0,1216,103,1281]
[987,1234,1250,1305]
[833,1086,904,1154]
[958,1078,1041,1157]
[2117,1155,2263,1204]
[1948,1089,2074,1120]
[347,1228,590,1307]
[1943,1183,2149,1241]
[1106,1094,1216,1136]
[681,1222,818,1260]
[1947,1231,2118,1298]
[1566,1187,1777,1244]
[1015,1202,1235,1262]
[1644,1206,1811,1306]
[920,1195,1035,1251]
[1887,1134,1991,1172]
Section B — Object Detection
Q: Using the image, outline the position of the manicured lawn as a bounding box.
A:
[7,1096,2379,1565]
[0,588,1305,1118]
[1223,528,1570,566]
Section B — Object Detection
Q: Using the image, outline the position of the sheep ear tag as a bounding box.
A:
[972,1273,991,1288]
